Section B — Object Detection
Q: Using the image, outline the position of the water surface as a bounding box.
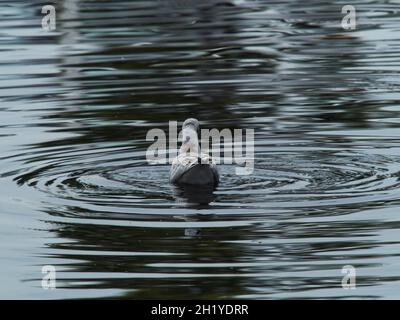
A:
[1,0,400,299]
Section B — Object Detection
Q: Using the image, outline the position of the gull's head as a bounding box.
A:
[182,118,200,135]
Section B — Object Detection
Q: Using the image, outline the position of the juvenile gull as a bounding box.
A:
[170,118,219,188]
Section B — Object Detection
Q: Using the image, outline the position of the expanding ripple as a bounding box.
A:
[8,143,400,212]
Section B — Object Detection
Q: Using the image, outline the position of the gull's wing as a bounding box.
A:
[169,154,198,184]
[170,153,219,186]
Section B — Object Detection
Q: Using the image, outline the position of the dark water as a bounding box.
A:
[1,0,400,299]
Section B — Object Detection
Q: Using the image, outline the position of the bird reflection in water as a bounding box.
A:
[171,184,217,206]
[172,185,217,238]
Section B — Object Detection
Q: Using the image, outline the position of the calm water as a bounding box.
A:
[1,0,400,299]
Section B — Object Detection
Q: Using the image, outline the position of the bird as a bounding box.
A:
[170,118,219,188]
